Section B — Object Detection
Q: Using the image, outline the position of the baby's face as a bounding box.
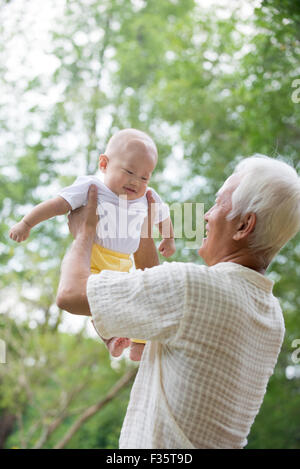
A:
[100,139,157,200]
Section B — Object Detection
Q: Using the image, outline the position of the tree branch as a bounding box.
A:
[33,376,93,448]
[0,413,16,449]
[54,368,137,449]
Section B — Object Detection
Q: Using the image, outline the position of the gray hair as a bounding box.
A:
[227,154,300,264]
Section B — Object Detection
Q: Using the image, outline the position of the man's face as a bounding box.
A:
[198,174,241,266]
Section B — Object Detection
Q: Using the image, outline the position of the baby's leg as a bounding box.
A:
[104,337,131,358]
[91,320,130,357]
[90,250,133,358]
[129,342,145,361]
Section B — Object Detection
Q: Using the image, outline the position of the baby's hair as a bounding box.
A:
[105,128,158,161]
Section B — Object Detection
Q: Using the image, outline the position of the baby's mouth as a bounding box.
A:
[123,186,137,194]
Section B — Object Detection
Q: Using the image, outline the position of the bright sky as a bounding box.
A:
[1,0,262,129]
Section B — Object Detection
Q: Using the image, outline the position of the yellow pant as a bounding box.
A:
[91,243,145,345]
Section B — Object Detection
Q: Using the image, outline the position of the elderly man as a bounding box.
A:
[56,155,300,449]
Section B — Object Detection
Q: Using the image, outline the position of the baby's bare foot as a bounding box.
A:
[129,342,145,362]
[107,337,131,357]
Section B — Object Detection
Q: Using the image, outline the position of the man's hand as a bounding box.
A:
[68,185,99,238]
[134,190,159,270]
[56,185,98,316]
[140,189,156,239]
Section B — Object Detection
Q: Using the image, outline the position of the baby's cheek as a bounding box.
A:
[140,186,148,197]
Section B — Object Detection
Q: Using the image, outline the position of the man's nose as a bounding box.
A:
[204,208,211,222]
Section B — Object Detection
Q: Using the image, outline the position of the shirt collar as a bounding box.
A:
[211,261,274,293]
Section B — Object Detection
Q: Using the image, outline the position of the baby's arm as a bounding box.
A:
[9,196,72,243]
[157,216,176,258]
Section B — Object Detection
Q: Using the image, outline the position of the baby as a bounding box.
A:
[9,128,176,361]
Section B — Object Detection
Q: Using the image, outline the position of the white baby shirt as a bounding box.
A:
[58,175,170,254]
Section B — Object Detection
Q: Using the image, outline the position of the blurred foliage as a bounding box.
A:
[0,0,299,449]
[1,316,132,449]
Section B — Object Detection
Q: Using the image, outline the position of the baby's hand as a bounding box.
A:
[9,220,31,243]
[158,238,176,258]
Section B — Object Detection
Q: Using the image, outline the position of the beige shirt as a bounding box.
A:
[87,261,285,449]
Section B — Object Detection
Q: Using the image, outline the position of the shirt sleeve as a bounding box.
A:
[87,261,186,344]
[58,176,96,210]
[148,187,170,224]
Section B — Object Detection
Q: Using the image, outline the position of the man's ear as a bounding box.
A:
[99,154,108,172]
[233,212,256,241]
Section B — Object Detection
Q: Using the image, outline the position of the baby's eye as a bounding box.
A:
[126,170,134,175]
[142,177,148,181]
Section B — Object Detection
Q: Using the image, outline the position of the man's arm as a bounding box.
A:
[56,232,93,315]
[134,190,160,270]
[134,236,159,270]
[56,186,98,316]
[87,261,185,343]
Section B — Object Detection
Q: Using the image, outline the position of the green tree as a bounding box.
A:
[1,0,299,449]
